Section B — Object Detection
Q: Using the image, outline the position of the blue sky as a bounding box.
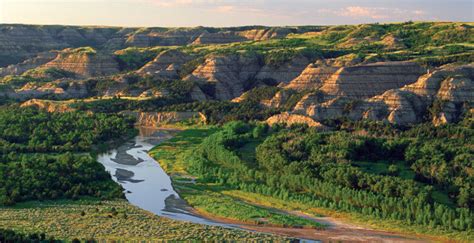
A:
[1,0,473,27]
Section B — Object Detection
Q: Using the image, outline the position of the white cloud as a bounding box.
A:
[318,6,427,20]
[340,6,389,19]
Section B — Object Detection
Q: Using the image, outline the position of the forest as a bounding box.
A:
[182,113,473,233]
[0,106,136,205]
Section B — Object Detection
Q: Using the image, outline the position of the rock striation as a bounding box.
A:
[184,54,261,100]
[255,56,310,84]
[285,63,339,91]
[137,50,192,79]
[291,63,473,125]
[41,48,120,77]
[13,79,90,100]
[0,52,58,77]
[319,61,426,99]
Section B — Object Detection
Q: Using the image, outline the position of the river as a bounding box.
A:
[97,127,424,242]
[96,127,341,242]
[97,127,242,228]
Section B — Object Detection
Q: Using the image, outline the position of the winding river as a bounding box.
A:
[97,127,237,228]
[97,127,420,242]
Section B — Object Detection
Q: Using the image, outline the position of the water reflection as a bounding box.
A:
[97,127,239,228]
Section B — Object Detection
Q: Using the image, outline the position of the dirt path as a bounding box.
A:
[191,207,429,242]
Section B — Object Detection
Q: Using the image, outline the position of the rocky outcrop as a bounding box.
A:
[124,111,207,126]
[41,48,120,77]
[362,90,425,125]
[402,64,474,102]
[184,54,261,100]
[20,99,75,112]
[320,61,426,99]
[13,79,90,100]
[266,112,328,129]
[192,32,246,45]
[261,90,291,108]
[292,64,474,125]
[285,63,339,91]
[0,25,315,68]
[192,27,296,45]
[137,50,192,79]
[138,88,169,98]
[238,27,295,41]
[0,52,58,77]
[255,56,310,84]
[294,94,359,121]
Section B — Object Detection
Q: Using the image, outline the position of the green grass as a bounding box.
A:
[0,199,286,241]
[176,183,324,228]
[354,160,415,180]
[149,127,218,176]
[236,138,262,166]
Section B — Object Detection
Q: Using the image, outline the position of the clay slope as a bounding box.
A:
[184,54,261,100]
[292,63,473,125]
[137,50,192,79]
[256,56,311,84]
[285,54,364,91]
[41,48,120,77]
[0,51,58,77]
[13,79,90,100]
[319,61,426,99]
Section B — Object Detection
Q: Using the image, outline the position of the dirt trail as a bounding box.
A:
[193,207,429,242]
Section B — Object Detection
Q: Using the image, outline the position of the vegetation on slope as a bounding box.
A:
[151,113,474,241]
[0,106,137,205]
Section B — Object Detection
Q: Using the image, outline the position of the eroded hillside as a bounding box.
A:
[1,22,473,126]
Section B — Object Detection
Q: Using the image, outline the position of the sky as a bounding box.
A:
[0,0,473,27]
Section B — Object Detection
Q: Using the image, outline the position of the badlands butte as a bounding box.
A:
[0,22,473,126]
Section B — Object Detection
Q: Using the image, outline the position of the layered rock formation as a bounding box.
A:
[291,63,473,125]
[14,79,90,100]
[137,50,192,79]
[184,54,261,100]
[41,48,120,77]
[0,24,320,68]
[0,52,58,77]
[319,61,426,99]
[192,32,246,45]
[285,63,339,91]
[255,56,310,84]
